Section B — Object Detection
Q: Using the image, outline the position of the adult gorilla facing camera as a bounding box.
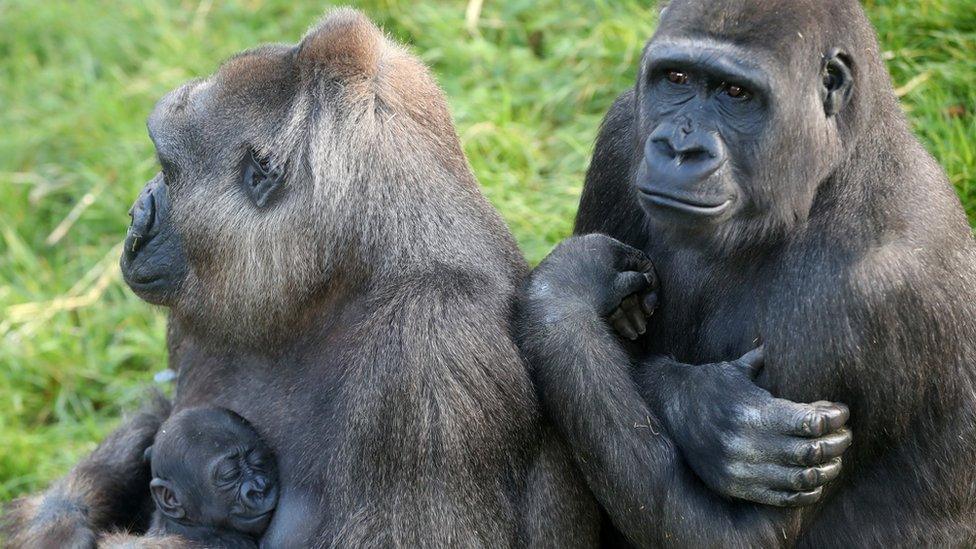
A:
[4,9,607,547]
[518,0,976,546]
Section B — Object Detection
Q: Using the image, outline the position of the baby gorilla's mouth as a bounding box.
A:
[232,508,275,535]
[235,510,272,523]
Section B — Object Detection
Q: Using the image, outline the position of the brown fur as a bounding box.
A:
[5,9,599,547]
[99,532,199,548]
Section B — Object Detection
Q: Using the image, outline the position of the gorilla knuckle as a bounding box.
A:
[797,408,827,436]
[794,467,820,490]
[802,440,824,465]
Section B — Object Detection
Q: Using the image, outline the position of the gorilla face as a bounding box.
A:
[121,173,187,304]
[149,407,279,537]
[120,43,324,340]
[634,18,854,251]
[119,11,423,346]
[636,38,770,222]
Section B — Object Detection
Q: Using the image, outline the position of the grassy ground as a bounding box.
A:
[0,0,973,502]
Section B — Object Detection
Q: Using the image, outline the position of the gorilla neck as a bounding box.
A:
[173,272,368,355]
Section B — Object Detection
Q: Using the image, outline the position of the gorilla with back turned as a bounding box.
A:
[518,0,976,546]
[3,9,604,547]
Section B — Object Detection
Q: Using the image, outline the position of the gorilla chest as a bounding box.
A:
[647,264,764,363]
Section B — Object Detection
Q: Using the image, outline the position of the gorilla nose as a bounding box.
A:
[124,176,166,260]
[242,477,268,501]
[646,124,726,184]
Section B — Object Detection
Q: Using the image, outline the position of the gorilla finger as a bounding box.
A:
[613,271,654,302]
[744,486,824,508]
[766,399,849,438]
[810,401,850,432]
[609,241,655,275]
[792,429,852,465]
[758,459,842,492]
[609,309,639,340]
[640,291,659,316]
[621,295,647,334]
[732,346,764,378]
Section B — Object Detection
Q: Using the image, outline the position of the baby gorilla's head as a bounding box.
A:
[147,406,278,537]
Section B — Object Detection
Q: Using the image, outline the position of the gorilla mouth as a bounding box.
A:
[123,274,169,290]
[639,190,733,217]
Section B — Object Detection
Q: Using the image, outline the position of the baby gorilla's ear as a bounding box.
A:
[143,445,153,463]
[150,478,186,520]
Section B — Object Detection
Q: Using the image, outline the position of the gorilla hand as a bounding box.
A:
[526,234,658,340]
[643,348,852,507]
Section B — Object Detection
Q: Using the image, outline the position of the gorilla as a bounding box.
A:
[138,407,278,548]
[3,10,604,547]
[517,0,976,546]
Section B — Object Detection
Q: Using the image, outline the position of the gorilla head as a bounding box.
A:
[635,0,888,252]
[120,9,476,347]
[147,407,278,537]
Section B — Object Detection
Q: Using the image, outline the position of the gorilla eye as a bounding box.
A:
[666,70,689,85]
[723,83,750,100]
[216,465,239,484]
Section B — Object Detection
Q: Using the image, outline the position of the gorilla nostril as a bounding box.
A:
[652,138,678,159]
[677,146,711,164]
[125,191,158,257]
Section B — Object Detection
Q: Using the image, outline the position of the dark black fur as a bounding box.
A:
[518,0,976,546]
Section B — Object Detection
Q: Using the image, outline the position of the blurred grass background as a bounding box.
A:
[0,0,973,502]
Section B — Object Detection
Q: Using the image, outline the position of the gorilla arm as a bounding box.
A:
[763,239,976,545]
[516,236,850,547]
[1,397,169,548]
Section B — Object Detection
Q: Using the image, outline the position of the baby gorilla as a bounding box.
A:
[145,407,278,548]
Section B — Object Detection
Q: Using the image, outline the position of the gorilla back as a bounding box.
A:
[567,0,976,545]
[4,9,597,548]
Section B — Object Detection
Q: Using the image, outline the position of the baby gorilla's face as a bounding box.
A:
[204,442,279,535]
[149,407,279,538]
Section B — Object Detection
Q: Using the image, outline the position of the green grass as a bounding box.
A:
[0,0,973,502]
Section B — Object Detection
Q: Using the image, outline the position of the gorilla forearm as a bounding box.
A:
[2,398,169,547]
[517,284,793,547]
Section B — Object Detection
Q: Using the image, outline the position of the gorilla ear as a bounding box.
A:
[143,445,153,464]
[243,150,286,208]
[150,478,186,520]
[821,49,854,117]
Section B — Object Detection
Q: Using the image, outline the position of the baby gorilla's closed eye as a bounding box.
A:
[144,406,279,548]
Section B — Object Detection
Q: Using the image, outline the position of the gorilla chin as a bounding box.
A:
[120,174,187,305]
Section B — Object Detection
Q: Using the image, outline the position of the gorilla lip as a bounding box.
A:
[639,189,732,217]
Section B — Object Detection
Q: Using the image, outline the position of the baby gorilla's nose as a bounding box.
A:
[241,476,268,501]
